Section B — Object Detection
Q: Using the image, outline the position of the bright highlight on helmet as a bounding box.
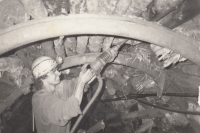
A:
[32,56,58,79]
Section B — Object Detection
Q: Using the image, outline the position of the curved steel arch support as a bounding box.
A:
[0,14,200,65]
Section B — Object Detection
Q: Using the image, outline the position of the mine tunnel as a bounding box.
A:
[0,0,200,133]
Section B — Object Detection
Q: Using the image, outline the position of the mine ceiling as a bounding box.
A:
[0,0,200,133]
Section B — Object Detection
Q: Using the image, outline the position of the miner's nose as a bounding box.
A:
[55,70,61,76]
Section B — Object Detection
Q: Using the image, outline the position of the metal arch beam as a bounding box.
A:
[0,14,200,65]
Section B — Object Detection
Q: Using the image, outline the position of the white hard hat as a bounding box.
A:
[32,56,58,79]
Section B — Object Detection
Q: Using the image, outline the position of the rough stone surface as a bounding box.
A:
[114,0,132,15]
[0,0,26,29]
[76,36,88,54]
[88,36,104,52]
[86,0,101,13]
[64,37,77,56]
[69,0,87,14]
[126,0,152,17]
[20,0,48,18]
[100,0,118,14]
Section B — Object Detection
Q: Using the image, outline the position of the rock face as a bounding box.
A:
[0,0,27,29]
[0,0,200,133]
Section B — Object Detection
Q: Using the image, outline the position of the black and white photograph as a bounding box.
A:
[0,0,200,133]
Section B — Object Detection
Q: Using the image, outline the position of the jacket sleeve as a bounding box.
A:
[62,78,78,96]
[42,93,82,126]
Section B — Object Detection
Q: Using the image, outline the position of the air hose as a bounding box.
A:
[134,98,200,116]
[102,93,200,115]
[70,76,103,133]
[102,92,198,102]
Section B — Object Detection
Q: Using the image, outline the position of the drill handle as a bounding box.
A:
[81,63,97,92]
[84,76,97,92]
[81,63,90,73]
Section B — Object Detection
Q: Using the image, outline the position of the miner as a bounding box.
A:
[31,56,95,133]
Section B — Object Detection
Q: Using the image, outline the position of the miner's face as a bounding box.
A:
[44,67,61,85]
